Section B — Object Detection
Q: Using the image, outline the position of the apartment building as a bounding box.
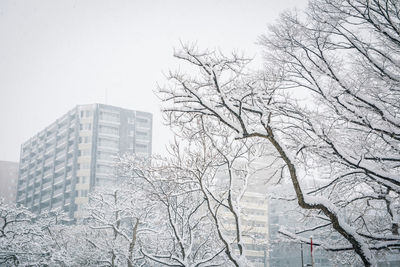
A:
[15,104,152,219]
[0,161,19,204]
[267,183,333,267]
[240,190,269,267]
[216,159,270,267]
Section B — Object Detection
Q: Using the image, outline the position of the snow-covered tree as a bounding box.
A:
[119,149,228,266]
[158,1,400,265]
[0,201,67,266]
[119,129,270,267]
[81,182,155,267]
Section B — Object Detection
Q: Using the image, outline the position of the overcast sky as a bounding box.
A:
[0,0,307,162]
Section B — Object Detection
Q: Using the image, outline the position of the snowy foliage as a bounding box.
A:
[159,1,400,266]
[118,130,273,267]
[0,201,67,266]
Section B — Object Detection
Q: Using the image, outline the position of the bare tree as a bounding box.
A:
[0,201,66,266]
[120,149,228,267]
[158,1,400,265]
[83,183,153,267]
[119,128,271,267]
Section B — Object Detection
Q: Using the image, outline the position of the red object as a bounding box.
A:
[310,238,313,255]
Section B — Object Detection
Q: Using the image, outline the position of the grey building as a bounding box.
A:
[16,104,152,219]
[0,161,19,204]
[267,184,333,267]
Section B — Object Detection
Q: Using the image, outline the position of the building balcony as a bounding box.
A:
[99,119,120,125]
[16,194,26,202]
[53,188,64,198]
[26,197,32,204]
[66,158,74,166]
[54,177,64,186]
[44,156,53,165]
[17,184,27,192]
[20,161,29,170]
[135,125,151,131]
[52,200,63,209]
[46,133,56,142]
[45,142,55,151]
[57,126,68,136]
[43,171,52,180]
[56,142,67,153]
[54,164,65,174]
[27,183,34,191]
[64,202,71,209]
[41,195,51,203]
[55,152,65,161]
[35,160,43,167]
[97,145,119,151]
[19,172,28,181]
[98,132,119,138]
[42,182,52,191]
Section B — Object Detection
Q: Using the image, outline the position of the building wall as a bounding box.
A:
[267,187,333,267]
[241,191,269,267]
[16,104,152,219]
[215,160,270,267]
[0,161,19,203]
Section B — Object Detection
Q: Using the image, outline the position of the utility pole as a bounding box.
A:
[105,88,108,104]
[301,243,304,267]
[311,237,314,267]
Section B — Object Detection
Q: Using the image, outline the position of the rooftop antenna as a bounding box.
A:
[105,88,108,104]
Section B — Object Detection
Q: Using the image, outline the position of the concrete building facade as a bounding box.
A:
[0,161,19,204]
[215,160,270,267]
[16,104,152,218]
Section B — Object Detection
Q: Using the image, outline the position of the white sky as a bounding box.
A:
[0,0,307,162]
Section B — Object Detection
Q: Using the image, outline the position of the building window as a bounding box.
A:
[99,125,119,135]
[76,176,87,183]
[98,138,119,149]
[80,123,91,130]
[136,143,148,152]
[137,118,148,125]
[79,163,90,170]
[136,131,147,136]
[99,111,120,122]
[97,164,112,174]
[80,136,91,144]
[81,149,91,156]
[136,131,149,140]
[80,190,88,197]
[97,151,116,161]
[129,142,134,149]
[80,110,92,118]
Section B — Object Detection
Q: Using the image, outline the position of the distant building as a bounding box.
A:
[16,104,152,219]
[217,159,270,267]
[0,161,18,203]
[267,184,334,267]
[240,190,269,267]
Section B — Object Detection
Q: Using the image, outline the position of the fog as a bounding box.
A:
[0,0,307,162]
